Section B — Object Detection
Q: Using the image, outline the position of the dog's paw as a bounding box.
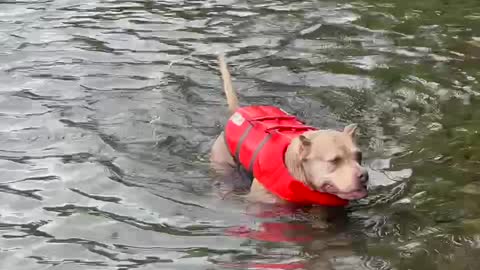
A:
[311,220,330,229]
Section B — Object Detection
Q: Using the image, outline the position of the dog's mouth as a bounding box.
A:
[335,189,368,200]
[322,183,368,200]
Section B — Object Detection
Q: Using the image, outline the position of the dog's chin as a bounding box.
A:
[321,183,368,200]
[334,189,368,200]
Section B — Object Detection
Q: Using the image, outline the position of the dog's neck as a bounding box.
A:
[284,137,309,184]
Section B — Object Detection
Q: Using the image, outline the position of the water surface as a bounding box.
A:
[1,0,480,269]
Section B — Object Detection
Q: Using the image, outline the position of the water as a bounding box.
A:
[1,0,480,269]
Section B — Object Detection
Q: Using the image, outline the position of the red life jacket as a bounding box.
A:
[224,105,348,207]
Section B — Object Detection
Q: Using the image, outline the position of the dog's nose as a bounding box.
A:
[359,170,369,184]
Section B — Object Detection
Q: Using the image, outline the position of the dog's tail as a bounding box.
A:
[218,54,239,114]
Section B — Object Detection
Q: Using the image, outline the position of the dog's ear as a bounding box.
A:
[343,124,359,138]
[298,135,312,160]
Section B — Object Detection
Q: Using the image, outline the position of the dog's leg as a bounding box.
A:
[307,207,331,229]
[210,132,235,173]
[210,133,253,194]
[246,178,285,204]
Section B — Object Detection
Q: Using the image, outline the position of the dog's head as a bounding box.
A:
[296,124,368,200]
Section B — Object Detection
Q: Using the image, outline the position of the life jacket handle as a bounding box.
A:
[250,115,299,122]
[264,125,317,133]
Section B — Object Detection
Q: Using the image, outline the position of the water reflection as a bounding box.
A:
[1,0,479,269]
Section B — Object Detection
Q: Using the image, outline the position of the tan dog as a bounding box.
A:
[210,55,368,205]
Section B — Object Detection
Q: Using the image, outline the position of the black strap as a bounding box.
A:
[234,124,253,162]
[248,133,272,172]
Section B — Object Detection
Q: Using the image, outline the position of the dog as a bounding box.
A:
[210,55,368,206]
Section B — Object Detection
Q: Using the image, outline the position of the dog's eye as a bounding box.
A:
[354,152,363,163]
[327,156,341,164]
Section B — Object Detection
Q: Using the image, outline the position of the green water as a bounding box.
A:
[0,0,479,269]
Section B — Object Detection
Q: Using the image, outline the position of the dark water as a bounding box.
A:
[1,0,480,269]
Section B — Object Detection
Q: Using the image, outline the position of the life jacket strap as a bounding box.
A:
[233,124,253,163]
[248,133,272,172]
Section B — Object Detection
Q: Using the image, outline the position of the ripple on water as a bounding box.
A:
[1,0,480,269]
